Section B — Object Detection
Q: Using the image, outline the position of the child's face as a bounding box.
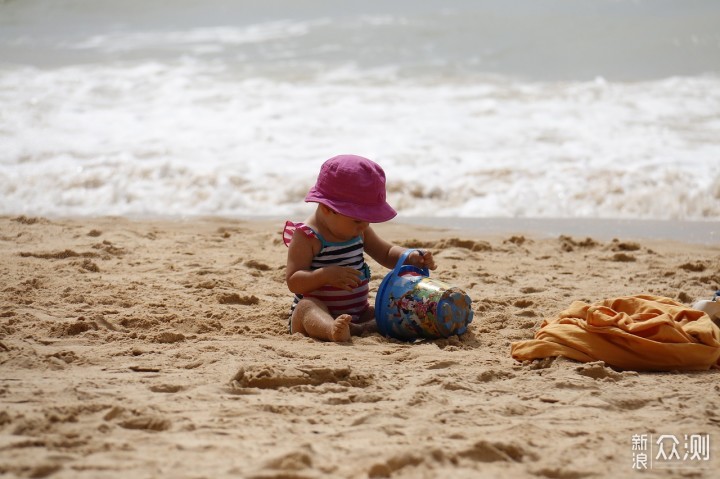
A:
[326,209,370,240]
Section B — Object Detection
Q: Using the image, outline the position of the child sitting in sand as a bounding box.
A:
[283,154,436,342]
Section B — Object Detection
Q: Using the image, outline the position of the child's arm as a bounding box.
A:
[363,226,436,271]
[286,231,362,294]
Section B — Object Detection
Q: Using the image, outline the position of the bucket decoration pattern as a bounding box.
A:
[375,249,474,341]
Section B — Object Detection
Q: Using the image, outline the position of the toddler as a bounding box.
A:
[283,154,436,342]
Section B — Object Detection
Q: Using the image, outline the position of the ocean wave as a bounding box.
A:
[1,60,718,220]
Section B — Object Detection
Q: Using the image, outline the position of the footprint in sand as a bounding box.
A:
[610,253,636,262]
[426,360,459,370]
[520,287,545,294]
[574,362,626,381]
[369,439,536,477]
[46,350,79,364]
[218,293,259,305]
[476,369,516,382]
[28,464,62,478]
[153,331,186,344]
[368,452,424,478]
[679,261,706,272]
[456,439,535,463]
[244,259,271,271]
[20,249,97,260]
[260,449,313,471]
[149,384,186,393]
[118,416,172,431]
[513,299,537,318]
[606,394,654,411]
[513,299,534,308]
[230,364,372,389]
[52,318,99,337]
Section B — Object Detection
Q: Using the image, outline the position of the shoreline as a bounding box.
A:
[395,216,720,245]
[8,214,719,245]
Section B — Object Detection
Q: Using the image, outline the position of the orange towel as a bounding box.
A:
[510,295,720,371]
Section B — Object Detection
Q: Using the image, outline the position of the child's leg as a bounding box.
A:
[291,297,352,342]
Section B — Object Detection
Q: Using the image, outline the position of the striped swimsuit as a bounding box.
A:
[283,221,371,325]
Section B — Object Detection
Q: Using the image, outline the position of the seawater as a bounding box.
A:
[1,0,719,220]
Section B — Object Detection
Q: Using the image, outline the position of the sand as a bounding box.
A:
[1,215,719,479]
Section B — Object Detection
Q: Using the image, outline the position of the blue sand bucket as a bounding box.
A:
[375,249,474,341]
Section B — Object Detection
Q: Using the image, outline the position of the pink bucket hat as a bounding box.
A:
[305,155,397,223]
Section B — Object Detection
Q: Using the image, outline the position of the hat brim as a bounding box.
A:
[305,189,397,223]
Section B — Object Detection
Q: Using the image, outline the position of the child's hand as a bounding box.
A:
[322,266,363,291]
[407,250,436,270]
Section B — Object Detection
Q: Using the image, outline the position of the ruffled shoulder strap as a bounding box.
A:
[282,221,318,247]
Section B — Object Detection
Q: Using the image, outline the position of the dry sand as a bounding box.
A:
[1,215,719,479]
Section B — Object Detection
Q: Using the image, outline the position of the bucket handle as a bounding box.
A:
[390,248,429,280]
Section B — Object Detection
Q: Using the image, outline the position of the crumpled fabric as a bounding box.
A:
[511,295,720,371]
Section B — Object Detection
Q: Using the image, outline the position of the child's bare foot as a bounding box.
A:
[331,314,352,342]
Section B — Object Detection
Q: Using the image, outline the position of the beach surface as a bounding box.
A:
[1,215,719,479]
